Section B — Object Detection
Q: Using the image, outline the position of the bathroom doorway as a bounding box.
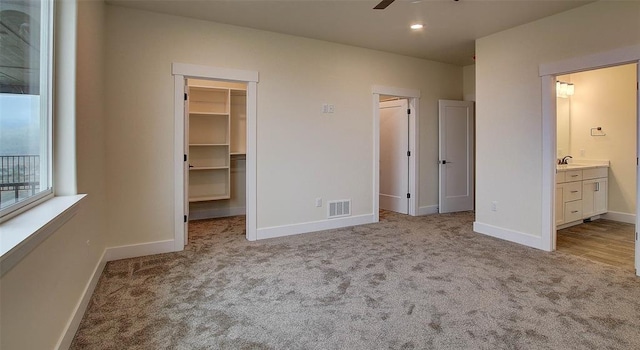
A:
[550,62,638,273]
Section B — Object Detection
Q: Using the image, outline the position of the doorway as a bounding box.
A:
[554,64,637,271]
[185,78,248,241]
[372,85,420,220]
[379,97,410,214]
[540,50,640,276]
[172,63,258,249]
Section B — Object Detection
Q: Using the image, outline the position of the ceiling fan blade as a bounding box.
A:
[373,0,395,10]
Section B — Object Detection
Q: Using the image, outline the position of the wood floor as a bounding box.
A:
[557,219,635,271]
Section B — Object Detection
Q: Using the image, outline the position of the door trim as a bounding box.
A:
[539,46,640,276]
[172,63,259,249]
[372,85,420,220]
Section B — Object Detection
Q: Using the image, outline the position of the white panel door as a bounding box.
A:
[184,81,190,245]
[438,100,475,213]
[379,99,409,214]
[635,61,640,276]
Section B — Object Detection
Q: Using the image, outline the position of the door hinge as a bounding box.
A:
[184,154,187,162]
[407,193,411,199]
[407,150,411,157]
[407,109,411,115]
[184,215,187,223]
[184,93,188,101]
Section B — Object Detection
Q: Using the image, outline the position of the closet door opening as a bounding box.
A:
[372,85,420,220]
[379,97,410,215]
[185,78,248,244]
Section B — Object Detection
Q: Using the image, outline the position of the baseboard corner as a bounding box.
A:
[104,239,177,262]
[56,249,107,350]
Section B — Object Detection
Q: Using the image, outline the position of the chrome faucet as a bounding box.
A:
[559,155,573,165]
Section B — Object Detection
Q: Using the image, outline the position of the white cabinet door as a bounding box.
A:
[582,177,608,218]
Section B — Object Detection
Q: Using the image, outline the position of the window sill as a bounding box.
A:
[0,194,86,277]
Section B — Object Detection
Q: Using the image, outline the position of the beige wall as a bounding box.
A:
[104,5,462,245]
[463,64,475,101]
[475,1,640,242]
[567,64,637,215]
[0,1,108,349]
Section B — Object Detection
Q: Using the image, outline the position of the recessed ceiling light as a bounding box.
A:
[410,24,424,30]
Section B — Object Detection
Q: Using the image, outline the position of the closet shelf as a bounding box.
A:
[189,166,229,171]
[189,194,230,202]
[189,143,229,147]
[189,112,229,116]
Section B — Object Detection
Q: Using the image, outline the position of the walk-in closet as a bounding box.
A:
[187,78,247,222]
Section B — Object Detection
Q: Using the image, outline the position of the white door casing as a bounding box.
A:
[379,99,409,214]
[438,100,475,213]
[371,85,420,221]
[539,48,639,272]
[173,63,259,250]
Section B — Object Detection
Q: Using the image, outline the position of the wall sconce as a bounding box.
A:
[556,81,575,98]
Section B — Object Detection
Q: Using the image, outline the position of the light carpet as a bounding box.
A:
[71,211,640,349]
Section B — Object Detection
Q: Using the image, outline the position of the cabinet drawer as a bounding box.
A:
[563,181,582,202]
[564,170,582,182]
[565,200,583,222]
[583,167,608,180]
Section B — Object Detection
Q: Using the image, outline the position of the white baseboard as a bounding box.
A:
[257,214,375,240]
[104,239,176,262]
[56,250,107,350]
[473,221,543,250]
[189,206,246,221]
[55,239,178,349]
[602,211,636,224]
[417,205,439,216]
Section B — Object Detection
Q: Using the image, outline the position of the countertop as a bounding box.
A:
[556,163,609,171]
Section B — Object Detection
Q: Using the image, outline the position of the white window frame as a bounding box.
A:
[0,0,86,278]
[0,0,54,223]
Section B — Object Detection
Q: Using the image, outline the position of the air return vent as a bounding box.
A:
[328,199,351,219]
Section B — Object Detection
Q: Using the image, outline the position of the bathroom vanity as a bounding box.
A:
[556,163,609,229]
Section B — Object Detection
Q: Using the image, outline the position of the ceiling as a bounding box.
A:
[108,0,595,66]
[0,0,595,93]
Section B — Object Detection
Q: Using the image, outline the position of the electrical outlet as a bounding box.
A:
[491,201,497,212]
[315,197,322,207]
[328,104,335,113]
[580,149,585,157]
[322,104,328,113]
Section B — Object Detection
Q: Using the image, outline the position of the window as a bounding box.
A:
[0,0,53,221]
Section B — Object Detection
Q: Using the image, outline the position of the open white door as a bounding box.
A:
[438,100,474,213]
[184,80,189,245]
[636,61,639,276]
[379,99,409,214]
